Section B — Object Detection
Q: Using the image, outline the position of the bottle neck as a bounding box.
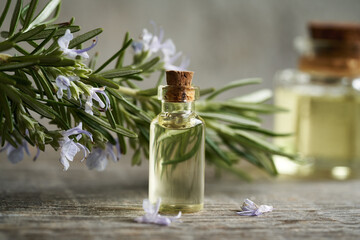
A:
[161,101,195,114]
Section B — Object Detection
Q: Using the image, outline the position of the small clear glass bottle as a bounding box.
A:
[274,22,360,179]
[149,70,205,213]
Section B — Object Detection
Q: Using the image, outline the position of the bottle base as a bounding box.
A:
[274,156,358,180]
[159,203,203,214]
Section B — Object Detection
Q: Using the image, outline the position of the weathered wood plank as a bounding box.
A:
[0,161,359,240]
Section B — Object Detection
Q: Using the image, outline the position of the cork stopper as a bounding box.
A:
[164,71,195,102]
[298,22,360,77]
[309,22,360,42]
[166,70,194,86]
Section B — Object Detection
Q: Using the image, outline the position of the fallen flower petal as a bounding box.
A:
[134,198,181,226]
[237,198,273,216]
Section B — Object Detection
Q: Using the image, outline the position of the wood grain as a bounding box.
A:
[0,161,359,240]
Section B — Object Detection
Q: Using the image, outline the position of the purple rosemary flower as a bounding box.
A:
[132,22,171,56]
[59,122,93,171]
[115,138,121,161]
[237,199,273,216]
[86,143,118,171]
[58,29,97,59]
[140,27,163,54]
[0,140,30,164]
[133,22,190,71]
[135,198,181,226]
[55,75,79,99]
[132,41,144,54]
[33,147,40,161]
[160,38,176,57]
[84,87,110,115]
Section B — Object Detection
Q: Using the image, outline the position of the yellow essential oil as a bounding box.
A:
[149,71,205,213]
[274,79,360,178]
[273,22,360,179]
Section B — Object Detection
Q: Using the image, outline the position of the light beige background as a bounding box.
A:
[1,0,360,172]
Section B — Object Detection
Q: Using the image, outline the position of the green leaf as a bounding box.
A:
[0,61,37,71]
[222,101,287,113]
[80,116,116,145]
[28,25,80,40]
[8,71,32,85]
[0,72,16,85]
[31,27,57,54]
[20,93,56,119]
[206,152,252,181]
[205,136,231,165]
[230,125,292,137]
[99,69,142,79]
[9,0,23,37]
[0,91,13,132]
[138,57,160,71]
[137,88,157,96]
[19,2,29,25]
[249,150,278,176]
[207,120,294,159]
[49,58,76,67]
[230,89,273,103]
[41,2,61,25]
[162,133,203,165]
[0,84,21,103]
[0,40,14,52]
[9,55,76,67]
[199,87,215,97]
[14,24,46,42]
[14,44,29,55]
[36,98,73,107]
[0,0,11,28]
[131,149,141,166]
[30,69,57,109]
[105,107,116,129]
[157,128,191,142]
[22,0,38,30]
[108,88,152,123]
[125,75,143,81]
[87,75,119,89]
[26,0,61,31]
[8,55,76,67]
[234,129,295,158]
[155,70,165,87]
[77,111,138,138]
[69,28,102,49]
[88,52,98,70]
[206,78,262,100]
[116,32,129,68]
[94,38,133,73]
[199,112,260,127]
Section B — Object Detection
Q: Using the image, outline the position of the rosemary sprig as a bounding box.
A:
[0,0,295,178]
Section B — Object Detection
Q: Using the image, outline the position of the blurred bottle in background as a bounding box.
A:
[274,22,360,180]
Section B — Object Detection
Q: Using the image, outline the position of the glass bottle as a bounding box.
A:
[149,70,205,213]
[274,22,360,179]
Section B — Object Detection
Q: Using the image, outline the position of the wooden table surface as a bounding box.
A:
[0,159,359,240]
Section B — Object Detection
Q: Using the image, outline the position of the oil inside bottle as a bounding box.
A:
[149,115,205,213]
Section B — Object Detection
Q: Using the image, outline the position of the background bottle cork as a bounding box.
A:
[309,22,360,42]
[298,22,360,77]
[165,70,195,102]
[308,22,360,58]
